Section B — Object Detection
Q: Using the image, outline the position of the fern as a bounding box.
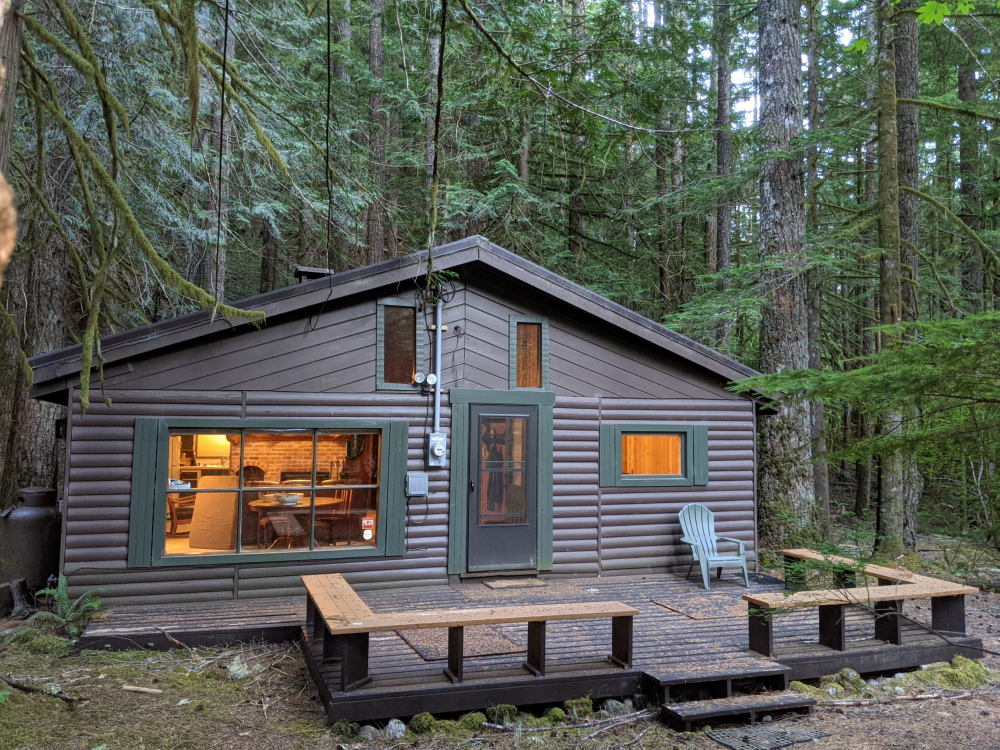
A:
[28,575,103,638]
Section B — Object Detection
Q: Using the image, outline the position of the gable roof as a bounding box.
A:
[28,235,760,401]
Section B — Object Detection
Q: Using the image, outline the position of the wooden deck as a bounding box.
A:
[79,572,984,722]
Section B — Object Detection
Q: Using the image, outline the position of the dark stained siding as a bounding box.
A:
[64,389,450,602]
[551,398,600,575]
[459,281,736,400]
[597,399,756,574]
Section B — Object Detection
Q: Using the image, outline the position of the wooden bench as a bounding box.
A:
[303,574,639,692]
[743,550,978,658]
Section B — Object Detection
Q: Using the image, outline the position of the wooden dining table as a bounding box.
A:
[248,494,348,548]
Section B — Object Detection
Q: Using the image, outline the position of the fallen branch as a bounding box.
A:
[122,685,163,695]
[483,708,657,733]
[825,690,973,707]
[2,675,80,703]
[153,626,190,650]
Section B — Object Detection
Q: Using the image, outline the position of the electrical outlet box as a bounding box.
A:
[426,432,447,468]
[405,472,429,497]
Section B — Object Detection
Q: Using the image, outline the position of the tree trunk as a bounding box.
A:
[332,0,353,267]
[0,0,21,177]
[805,0,829,538]
[202,1,234,302]
[714,0,732,346]
[757,0,814,546]
[365,0,386,265]
[896,0,922,550]
[258,217,280,293]
[519,116,531,184]
[567,0,586,261]
[875,0,905,556]
[958,21,983,311]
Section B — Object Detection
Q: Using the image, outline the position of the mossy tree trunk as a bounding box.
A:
[757,0,815,546]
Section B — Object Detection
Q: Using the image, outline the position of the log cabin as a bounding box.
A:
[28,236,764,604]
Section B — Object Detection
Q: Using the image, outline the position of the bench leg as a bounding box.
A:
[339,632,371,692]
[444,626,464,684]
[610,615,633,668]
[523,621,546,676]
[874,600,902,645]
[932,595,966,634]
[784,555,806,592]
[307,598,326,640]
[748,607,774,657]
[322,631,342,663]
[818,604,847,651]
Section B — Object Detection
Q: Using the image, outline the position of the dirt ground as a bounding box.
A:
[2,542,1000,749]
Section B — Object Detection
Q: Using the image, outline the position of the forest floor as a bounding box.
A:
[1,534,999,749]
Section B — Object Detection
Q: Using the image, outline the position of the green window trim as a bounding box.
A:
[376,295,425,391]
[447,389,554,574]
[599,423,709,488]
[508,315,550,390]
[128,418,409,568]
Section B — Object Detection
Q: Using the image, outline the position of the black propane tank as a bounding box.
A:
[0,487,61,591]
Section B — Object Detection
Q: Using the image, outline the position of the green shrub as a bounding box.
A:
[408,712,436,734]
[543,707,565,723]
[458,711,486,731]
[485,704,517,724]
[28,575,103,638]
[564,695,593,718]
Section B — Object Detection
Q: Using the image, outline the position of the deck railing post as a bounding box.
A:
[610,615,633,668]
[818,604,847,651]
[444,626,464,683]
[339,633,372,692]
[524,621,546,676]
[931,595,966,634]
[747,606,774,657]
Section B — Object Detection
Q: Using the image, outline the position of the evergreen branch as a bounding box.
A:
[200,52,289,179]
[896,97,1000,124]
[901,237,958,314]
[22,16,93,77]
[900,186,1000,271]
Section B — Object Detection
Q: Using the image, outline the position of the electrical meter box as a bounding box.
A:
[426,432,447,468]
[405,471,429,497]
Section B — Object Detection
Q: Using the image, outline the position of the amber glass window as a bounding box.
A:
[164,429,380,557]
[383,305,417,384]
[516,322,542,388]
[621,433,683,476]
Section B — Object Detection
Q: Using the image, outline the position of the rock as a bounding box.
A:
[0,581,13,618]
[594,710,612,720]
[894,686,905,696]
[762,715,772,723]
[894,673,906,680]
[358,725,379,740]
[624,698,634,711]
[384,719,406,739]
[601,699,628,716]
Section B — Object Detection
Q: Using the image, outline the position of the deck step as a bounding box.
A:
[661,692,815,732]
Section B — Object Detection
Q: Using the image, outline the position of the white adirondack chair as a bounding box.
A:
[678,503,749,590]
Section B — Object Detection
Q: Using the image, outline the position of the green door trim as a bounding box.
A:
[447,389,554,574]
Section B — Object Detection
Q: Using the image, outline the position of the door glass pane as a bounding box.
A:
[384,305,417,384]
[621,433,683,475]
[516,322,542,388]
[479,416,528,525]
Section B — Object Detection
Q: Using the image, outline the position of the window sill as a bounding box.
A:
[152,545,391,567]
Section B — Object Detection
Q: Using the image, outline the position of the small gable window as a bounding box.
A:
[377,297,424,390]
[508,316,549,390]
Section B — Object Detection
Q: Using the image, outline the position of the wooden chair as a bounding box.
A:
[679,503,749,590]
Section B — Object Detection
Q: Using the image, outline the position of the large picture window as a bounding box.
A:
[599,424,709,487]
[377,296,424,390]
[165,428,382,557]
[127,418,409,568]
